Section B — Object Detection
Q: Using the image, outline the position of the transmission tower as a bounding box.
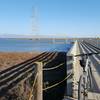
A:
[31,6,39,38]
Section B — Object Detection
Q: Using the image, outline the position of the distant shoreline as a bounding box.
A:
[0,37,69,40]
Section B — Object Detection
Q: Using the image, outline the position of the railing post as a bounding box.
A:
[36,62,43,100]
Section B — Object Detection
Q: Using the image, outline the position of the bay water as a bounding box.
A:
[0,38,72,52]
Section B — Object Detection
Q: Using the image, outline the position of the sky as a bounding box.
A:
[0,0,100,37]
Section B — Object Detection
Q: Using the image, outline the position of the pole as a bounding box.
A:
[36,62,43,100]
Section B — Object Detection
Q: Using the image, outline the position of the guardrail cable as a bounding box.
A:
[43,72,72,91]
[29,73,38,100]
[64,96,77,100]
[43,63,64,71]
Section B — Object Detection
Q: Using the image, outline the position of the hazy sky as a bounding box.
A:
[0,0,100,37]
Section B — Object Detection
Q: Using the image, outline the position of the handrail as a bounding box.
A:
[29,73,38,100]
[43,63,64,71]
[43,72,72,91]
[74,52,100,57]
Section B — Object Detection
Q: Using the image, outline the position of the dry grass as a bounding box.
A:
[0,52,40,71]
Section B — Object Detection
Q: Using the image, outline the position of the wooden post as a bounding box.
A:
[36,62,43,100]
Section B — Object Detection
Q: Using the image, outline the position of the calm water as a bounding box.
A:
[0,38,72,52]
